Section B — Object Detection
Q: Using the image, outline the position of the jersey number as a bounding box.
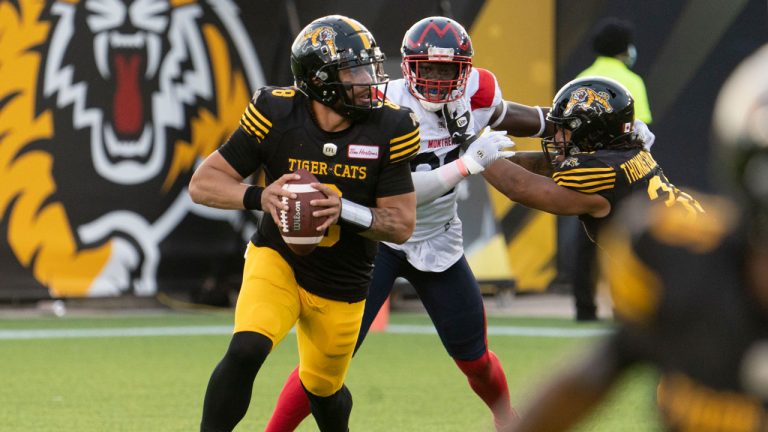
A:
[647,175,703,215]
[317,183,342,247]
[271,89,296,97]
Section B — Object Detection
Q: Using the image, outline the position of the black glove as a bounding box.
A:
[441,97,476,149]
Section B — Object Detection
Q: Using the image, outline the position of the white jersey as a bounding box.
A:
[383,68,503,271]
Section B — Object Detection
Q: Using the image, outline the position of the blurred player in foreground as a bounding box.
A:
[265,16,544,432]
[190,15,419,432]
[506,44,768,432]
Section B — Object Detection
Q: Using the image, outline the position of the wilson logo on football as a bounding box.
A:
[279,170,327,255]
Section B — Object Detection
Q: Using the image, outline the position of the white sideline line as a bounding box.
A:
[390,324,612,338]
[0,324,611,341]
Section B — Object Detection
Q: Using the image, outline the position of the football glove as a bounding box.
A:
[634,119,656,151]
[460,127,516,175]
[441,96,474,147]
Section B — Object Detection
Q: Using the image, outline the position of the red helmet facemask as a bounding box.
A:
[400,17,474,105]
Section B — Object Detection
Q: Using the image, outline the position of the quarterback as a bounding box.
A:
[190,15,418,432]
[265,16,543,432]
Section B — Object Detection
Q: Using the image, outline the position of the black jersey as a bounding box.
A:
[551,148,702,240]
[600,195,768,431]
[219,87,420,302]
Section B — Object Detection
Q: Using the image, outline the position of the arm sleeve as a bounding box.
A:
[412,163,465,204]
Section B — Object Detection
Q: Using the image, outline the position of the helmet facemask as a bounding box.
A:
[290,16,389,121]
[401,51,472,105]
[541,121,581,167]
[400,17,474,111]
[308,47,389,120]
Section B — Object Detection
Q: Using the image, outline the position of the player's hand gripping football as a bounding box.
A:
[309,183,341,231]
[460,126,516,175]
[261,173,300,227]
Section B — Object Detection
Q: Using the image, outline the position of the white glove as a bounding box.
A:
[460,127,516,175]
[633,119,655,151]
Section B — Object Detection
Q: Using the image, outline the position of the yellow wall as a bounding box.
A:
[468,0,557,292]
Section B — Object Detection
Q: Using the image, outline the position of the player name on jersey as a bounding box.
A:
[620,150,658,184]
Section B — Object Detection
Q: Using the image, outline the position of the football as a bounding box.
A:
[279,169,327,255]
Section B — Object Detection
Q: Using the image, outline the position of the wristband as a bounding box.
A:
[532,106,546,137]
[243,185,264,210]
[340,198,373,230]
[454,158,471,177]
[489,101,508,129]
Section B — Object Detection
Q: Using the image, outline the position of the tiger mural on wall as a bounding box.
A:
[0,0,265,297]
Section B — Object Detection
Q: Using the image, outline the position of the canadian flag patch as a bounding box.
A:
[348,145,379,159]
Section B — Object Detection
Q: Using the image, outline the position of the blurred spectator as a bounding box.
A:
[567,17,653,321]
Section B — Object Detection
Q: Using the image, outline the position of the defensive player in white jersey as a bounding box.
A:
[264,17,547,432]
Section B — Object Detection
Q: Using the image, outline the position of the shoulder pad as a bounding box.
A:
[469,68,499,110]
[253,86,302,121]
[383,105,420,164]
[239,87,301,140]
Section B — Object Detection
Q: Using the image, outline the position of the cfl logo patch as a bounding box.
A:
[323,143,337,157]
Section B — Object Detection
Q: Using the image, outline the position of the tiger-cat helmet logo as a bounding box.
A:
[0,0,265,297]
[564,87,614,117]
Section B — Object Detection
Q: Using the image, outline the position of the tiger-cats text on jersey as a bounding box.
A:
[218,87,420,301]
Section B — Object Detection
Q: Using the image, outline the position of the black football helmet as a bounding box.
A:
[290,15,388,119]
[542,76,636,164]
[713,44,768,238]
[401,16,473,105]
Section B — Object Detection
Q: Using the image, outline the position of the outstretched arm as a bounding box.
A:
[411,128,515,204]
[490,101,554,138]
[507,151,553,177]
[482,158,610,218]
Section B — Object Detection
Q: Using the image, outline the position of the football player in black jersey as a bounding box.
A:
[505,45,768,432]
[189,15,419,432]
[483,76,702,243]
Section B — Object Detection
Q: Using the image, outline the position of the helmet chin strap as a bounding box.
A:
[419,99,444,112]
[408,86,445,112]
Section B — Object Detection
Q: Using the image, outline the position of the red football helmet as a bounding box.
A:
[400,16,473,104]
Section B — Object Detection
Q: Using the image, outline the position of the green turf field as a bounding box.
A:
[0,310,660,431]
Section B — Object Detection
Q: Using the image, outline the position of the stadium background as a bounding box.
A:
[1,0,765,302]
